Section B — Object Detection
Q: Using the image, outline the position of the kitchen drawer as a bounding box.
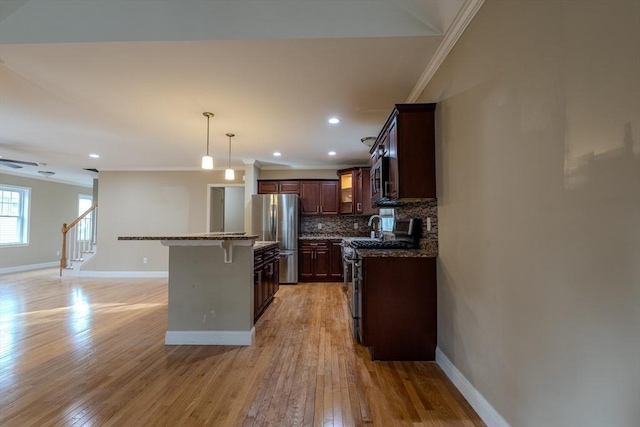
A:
[300,240,329,250]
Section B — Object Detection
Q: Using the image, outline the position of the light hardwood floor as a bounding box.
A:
[0,268,484,427]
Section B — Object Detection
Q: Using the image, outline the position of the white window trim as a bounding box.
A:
[0,184,31,246]
[77,194,94,242]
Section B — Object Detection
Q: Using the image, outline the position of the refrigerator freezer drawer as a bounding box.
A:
[279,250,298,284]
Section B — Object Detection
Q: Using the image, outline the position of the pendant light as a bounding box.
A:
[201,112,214,170]
[224,133,235,180]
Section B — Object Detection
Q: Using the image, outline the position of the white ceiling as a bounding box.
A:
[0,0,470,186]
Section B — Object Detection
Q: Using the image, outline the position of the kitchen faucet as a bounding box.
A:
[367,215,383,239]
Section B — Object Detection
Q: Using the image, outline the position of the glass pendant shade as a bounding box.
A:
[202,155,213,170]
[224,133,235,180]
[201,112,214,170]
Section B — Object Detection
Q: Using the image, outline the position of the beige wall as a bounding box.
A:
[418,0,639,425]
[0,173,91,269]
[92,166,346,271]
[92,170,241,271]
[259,169,339,180]
[223,186,245,232]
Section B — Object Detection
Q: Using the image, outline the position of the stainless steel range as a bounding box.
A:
[341,242,361,341]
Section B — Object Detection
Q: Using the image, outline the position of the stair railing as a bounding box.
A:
[60,202,98,276]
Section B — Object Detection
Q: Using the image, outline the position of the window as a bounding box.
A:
[77,194,93,242]
[379,208,395,232]
[0,186,30,245]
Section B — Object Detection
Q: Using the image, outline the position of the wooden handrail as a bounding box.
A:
[62,202,98,233]
[60,202,98,275]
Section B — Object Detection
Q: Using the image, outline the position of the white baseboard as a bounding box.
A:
[165,328,255,346]
[0,261,58,274]
[75,271,168,278]
[436,347,510,427]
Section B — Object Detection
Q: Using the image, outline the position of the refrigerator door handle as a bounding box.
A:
[269,203,277,241]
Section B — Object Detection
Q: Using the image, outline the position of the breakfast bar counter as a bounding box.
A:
[118,233,261,346]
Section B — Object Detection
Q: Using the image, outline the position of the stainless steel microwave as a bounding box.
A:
[370,156,389,203]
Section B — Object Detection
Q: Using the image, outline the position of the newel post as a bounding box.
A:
[60,223,68,276]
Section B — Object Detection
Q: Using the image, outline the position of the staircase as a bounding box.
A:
[60,202,98,277]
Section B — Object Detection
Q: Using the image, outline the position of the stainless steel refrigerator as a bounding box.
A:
[252,194,299,283]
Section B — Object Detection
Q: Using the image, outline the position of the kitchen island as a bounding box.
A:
[118,233,277,346]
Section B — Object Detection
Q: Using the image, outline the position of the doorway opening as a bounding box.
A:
[206,184,245,233]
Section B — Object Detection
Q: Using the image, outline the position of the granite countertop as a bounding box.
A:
[299,235,370,240]
[118,232,258,241]
[356,240,438,258]
[356,248,438,258]
[254,241,279,250]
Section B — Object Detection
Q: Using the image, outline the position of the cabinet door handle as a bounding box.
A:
[316,205,319,214]
[357,202,362,212]
[384,181,389,195]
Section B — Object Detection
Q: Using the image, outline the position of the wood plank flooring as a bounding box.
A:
[0,269,484,426]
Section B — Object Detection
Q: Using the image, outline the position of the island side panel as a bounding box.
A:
[167,245,254,335]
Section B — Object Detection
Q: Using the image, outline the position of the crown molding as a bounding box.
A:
[0,169,93,188]
[406,0,485,102]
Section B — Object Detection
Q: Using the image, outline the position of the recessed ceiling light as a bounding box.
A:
[273,152,281,157]
[89,154,100,158]
[328,151,336,156]
[328,117,340,124]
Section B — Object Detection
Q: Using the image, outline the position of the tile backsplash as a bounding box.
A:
[301,215,371,237]
[393,199,438,249]
[300,199,438,248]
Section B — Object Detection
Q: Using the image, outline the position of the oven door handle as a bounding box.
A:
[351,260,360,281]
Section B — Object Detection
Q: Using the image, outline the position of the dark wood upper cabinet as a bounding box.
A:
[279,181,300,194]
[319,181,339,215]
[257,180,279,194]
[337,167,375,215]
[257,180,300,195]
[370,103,437,204]
[387,119,399,199]
[300,180,339,215]
[300,182,320,214]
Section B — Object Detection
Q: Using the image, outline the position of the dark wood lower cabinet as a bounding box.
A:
[299,239,343,282]
[329,240,343,281]
[360,256,436,361]
[254,246,280,322]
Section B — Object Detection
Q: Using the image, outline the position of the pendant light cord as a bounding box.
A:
[225,133,235,169]
[206,116,211,156]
